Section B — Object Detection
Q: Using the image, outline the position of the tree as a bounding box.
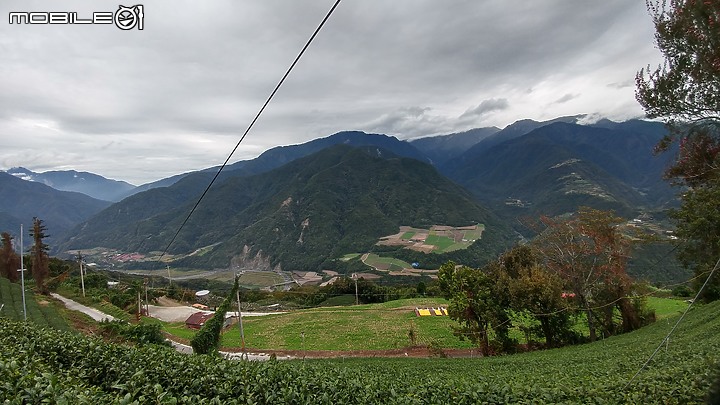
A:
[636,0,720,126]
[637,0,720,301]
[191,277,239,355]
[533,208,646,341]
[0,232,20,282]
[491,245,574,348]
[29,218,50,294]
[438,261,509,356]
[671,185,720,300]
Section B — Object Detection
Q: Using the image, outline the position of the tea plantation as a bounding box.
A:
[1,300,719,403]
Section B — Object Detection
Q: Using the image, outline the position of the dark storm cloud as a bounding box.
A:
[460,99,510,119]
[0,0,662,183]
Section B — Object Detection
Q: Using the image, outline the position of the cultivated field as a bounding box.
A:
[0,277,69,331]
[377,224,485,253]
[1,299,716,403]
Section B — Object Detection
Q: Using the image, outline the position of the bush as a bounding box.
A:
[672,284,694,298]
[99,320,169,347]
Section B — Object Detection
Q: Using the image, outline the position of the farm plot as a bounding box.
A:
[238,271,287,288]
[376,224,484,254]
[363,254,412,272]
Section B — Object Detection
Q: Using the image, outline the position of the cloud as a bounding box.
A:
[460,98,510,119]
[0,0,663,184]
[553,93,580,104]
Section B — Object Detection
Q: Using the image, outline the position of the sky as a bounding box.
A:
[0,1,663,185]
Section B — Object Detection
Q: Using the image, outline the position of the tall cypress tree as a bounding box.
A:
[29,218,50,294]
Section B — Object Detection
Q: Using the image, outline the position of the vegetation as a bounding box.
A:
[0,276,69,331]
[59,145,513,272]
[98,319,170,347]
[637,0,720,301]
[0,232,20,283]
[1,300,718,403]
[29,217,50,294]
[534,208,654,341]
[439,209,656,354]
[191,277,239,355]
[148,296,685,352]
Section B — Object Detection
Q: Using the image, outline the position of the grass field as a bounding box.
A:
[238,271,286,288]
[154,296,689,352]
[400,231,416,239]
[424,234,457,251]
[339,253,361,261]
[363,254,412,271]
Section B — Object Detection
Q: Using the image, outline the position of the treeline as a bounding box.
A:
[0,218,51,294]
[438,208,657,355]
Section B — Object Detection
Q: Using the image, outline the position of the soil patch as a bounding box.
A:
[220,346,486,359]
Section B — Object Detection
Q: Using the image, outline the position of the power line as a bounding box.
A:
[155,0,343,268]
[624,255,720,389]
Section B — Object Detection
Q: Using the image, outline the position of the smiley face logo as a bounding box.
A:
[114,5,144,30]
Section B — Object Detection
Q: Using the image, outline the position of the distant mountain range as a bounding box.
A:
[0,172,110,245]
[5,167,136,202]
[3,117,678,272]
[58,145,510,270]
[442,120,676,218]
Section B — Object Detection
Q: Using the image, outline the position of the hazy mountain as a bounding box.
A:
[445,120,675,217]
[58,145,510,271]
[6,167,136,202]
[408,127,500,166]
[117,172,192,201]
[0,172,111,244]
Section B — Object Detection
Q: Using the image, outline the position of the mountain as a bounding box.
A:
[445,120,675,218]
[0,172,111,244]
[441,116,584,174]
[113,130,432,200]
[220,130,431,175]
[116,172,192,201]
[58,145,510,271]
[408,127,500,166]
[6,167,136,202]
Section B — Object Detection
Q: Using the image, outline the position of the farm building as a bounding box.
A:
[185,312,214,330]
[185,312,237,330]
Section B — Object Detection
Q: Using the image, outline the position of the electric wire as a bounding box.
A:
[624,255,720,389]
[155,0,343,267]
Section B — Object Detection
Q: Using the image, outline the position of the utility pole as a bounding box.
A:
[166,264,172,285]
[236,287,246,360]
[352,273,359,305]
[77,252,85,297]
[17,224,26,321]
[144,278,149,316]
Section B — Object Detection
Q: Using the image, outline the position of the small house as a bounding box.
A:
[185,312,214,330]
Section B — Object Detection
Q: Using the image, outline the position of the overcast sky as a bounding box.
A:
[0,1,663,185]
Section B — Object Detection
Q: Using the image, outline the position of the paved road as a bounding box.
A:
[50,293,116,322]
[50,293,288,361]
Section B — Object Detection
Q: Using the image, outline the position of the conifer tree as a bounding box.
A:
[29,218,50,294]
[0,232,20,283]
